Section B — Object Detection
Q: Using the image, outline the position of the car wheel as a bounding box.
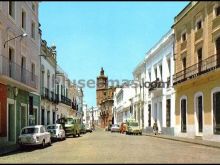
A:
[42,140,45,148]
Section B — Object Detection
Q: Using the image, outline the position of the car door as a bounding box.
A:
[43,126,50,143]
[60,125,65,137]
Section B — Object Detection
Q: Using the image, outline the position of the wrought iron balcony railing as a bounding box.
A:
[61,95,72,106]
[0,55,38,89]
[173,53,220,85]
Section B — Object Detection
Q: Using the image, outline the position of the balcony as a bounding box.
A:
[212,16,220,31]
[0,55,38,91]
[149,78,164,92]
[181,41,187,51]
[54,94,59,104]
[173,53,220,85]
[61,95,72,106]
[100,111,109,117]
[195,28,203,42]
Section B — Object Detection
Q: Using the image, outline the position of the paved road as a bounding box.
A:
[1,128,220,163]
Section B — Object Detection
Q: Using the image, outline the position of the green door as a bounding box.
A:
[21,106,27,129]
[8,104,15,142]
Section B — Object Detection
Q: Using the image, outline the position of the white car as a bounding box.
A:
[47,124,65,140]
[111,124,120,132]
[18,125,51,148]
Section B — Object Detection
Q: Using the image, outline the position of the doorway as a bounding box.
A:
[181,99,187,132]
[20,105,27,130]
[216,37,220,66]
[148,104,151,127]
[213,92,220,134]
[8,104,15,142]
[196,95,203,135]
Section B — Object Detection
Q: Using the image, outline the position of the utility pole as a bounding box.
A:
[92,106,94,130]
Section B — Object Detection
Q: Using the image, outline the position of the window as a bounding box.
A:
[148,71,151,82]
[9,47,14,78]
[31,21,35,39]
[31,63,35,81]
[9,1,15,19]
[40,126,45,133]
[181,32,186,42]
[198,48,202,72]
[215,6,220,17]
[22,10,26,30]
[21,57,26,82]
[167,58,171,75]
[196,20,202,30]
[154,67,157,80]
[32,3,35,12]
[182,57,186,70]
[159,65,162,80]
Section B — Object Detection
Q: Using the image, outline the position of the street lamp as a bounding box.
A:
[4,33,27,48]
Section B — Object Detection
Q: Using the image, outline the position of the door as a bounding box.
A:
[8,104,15,142]
[181,99,187,132]
[41,109,45,125]
[216,37,220,66]
[20,106,27,129]
[213,92,220,134]
[166,99,171,127]
[148,104,151,127]
[197,96,203,133]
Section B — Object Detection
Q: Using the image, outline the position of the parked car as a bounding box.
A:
[56,117,81,137]
[47,124,66,140]
[126,120,142,135]
[111,124,120,133]
[80,123,86,134]
[85,124,92,133]
[18,125,51,148]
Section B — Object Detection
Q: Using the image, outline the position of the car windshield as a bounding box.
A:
[65,118,74,124]
[113,124,119,127]
[22,128,38,134]
[129,122,139,127]
[47,125,58,129]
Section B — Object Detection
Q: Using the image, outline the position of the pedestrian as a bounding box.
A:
[153,122,158,135]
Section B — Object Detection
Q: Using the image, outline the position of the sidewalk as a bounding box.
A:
[0,142,19,156]
[143,132,220,149]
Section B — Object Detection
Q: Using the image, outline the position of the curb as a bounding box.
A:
[143,133,220,149]
[0,145,19,156]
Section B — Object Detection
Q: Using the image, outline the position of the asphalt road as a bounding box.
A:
[1,127,220,163]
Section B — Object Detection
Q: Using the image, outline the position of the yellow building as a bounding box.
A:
[173,1,220,141]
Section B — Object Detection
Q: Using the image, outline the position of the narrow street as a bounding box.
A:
[1,128,220,163]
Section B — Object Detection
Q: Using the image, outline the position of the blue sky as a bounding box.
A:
[39,1,188,108]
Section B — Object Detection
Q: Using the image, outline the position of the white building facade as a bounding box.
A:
[146,29,175,135]
[40,39,57,126]
[113,86,135,125]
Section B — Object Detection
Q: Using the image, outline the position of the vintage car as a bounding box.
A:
[56,117,81,137]
[47,124,66,140]
[126,120,142,135]
[18,125,51,148]
[85,124,93,133]
[111,124,120,132]
[80,123,86,134]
